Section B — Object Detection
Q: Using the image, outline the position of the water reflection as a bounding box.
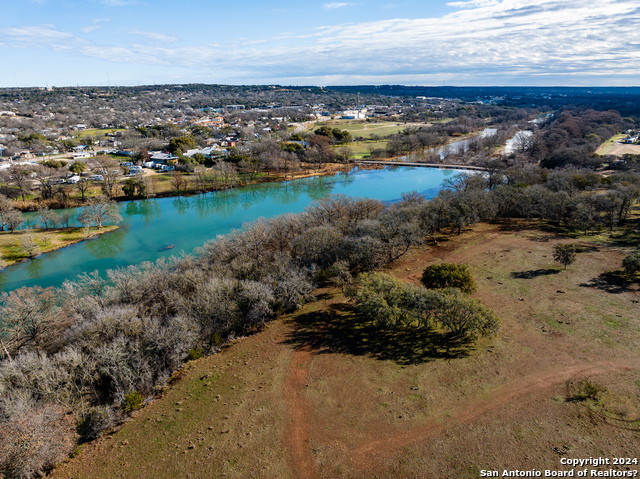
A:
[123,200,162,225]
[26,257,44,279]
[84,228,126,259]
[191,194,215,220]
[172,197,190,216]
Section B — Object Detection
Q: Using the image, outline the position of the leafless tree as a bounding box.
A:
[75,178,92,202]
[77,196,122,228]
[20,232,40,258]
[0,286,63,356]
[92,155,122,199]
[170,171,187,194]
[4,165,33,201]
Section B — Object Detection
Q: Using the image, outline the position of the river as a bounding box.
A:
[0,166,465,291]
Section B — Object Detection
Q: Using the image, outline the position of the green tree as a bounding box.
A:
[622,249,640,277]
[420,263,477,294]
[42,159,66,169]
[69,161,87,174]
[167,136,197,156]
[122,178,138,199]
[350,272,499,340]
[432,288,499,340]
[553,244,577,270]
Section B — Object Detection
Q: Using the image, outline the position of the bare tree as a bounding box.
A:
[170,171,187,194]
[0,286,64,357]
[34,166,64,200]
[77,196,122,229]
[75,178,92,202]
[213,161,238,189]
[0,194,18,231]
[92,155,122,199]
[5,165,32,201]
[20,233,40,258]
[5,209,25,232]
[38,205,61,229]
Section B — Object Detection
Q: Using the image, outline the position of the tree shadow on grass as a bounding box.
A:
[580,270,635,294]
[511,268,561,279]
[283,302,474,366]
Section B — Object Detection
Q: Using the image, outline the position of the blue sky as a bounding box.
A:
[1,0,639,87]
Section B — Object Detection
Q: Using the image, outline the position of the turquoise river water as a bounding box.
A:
[0,166,463,291]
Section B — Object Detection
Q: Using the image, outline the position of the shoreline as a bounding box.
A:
[0,225,119,270]
[12,163,355,212]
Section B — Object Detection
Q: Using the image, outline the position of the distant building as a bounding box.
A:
[149,151,179,163]
[341,108,367,120]
[192,117,224,129]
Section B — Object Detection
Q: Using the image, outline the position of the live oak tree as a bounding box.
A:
[553,243,577,269]
[421,263,477,294]
[623,249,640,277]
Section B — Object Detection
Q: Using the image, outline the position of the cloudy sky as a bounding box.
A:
[1,0,639,87]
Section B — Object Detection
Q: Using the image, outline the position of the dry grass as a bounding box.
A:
[51,221,640,479]
[597,134,640,156]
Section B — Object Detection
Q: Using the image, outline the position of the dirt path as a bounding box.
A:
[283,347,316,479]
[348,360,632,469]
[280,311,632,477]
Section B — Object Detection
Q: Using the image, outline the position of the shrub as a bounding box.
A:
[569,380,606,403]
[420,263,477,294]
[187,348,203,361]
[0,401,77,478]
[121,392,144,413]
[77,406,117,442]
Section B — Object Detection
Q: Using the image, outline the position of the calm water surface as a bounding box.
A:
[1,166,462,291]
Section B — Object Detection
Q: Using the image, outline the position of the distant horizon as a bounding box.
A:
[2,0,639,88]
[3,83,640,90]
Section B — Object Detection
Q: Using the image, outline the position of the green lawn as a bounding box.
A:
[0,226,119,267]
[343,140,389,159]
[75,128,125,139]
[314,121,440,139]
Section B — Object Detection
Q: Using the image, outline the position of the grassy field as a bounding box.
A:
[0,226,118,268]
[596,133,640,156]
[346,140,389,159]
[52,218,640,479]
[314,121,434,139]
[75,128,126,139]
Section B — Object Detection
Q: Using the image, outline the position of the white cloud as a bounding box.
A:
[129,31,179,43]
[81,18,110,34]
[323,3,354,10]
[447,0,499,8]
[2,0,640,85]
[2,25,74,41]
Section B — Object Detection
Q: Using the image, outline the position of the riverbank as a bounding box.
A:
[11,163,354,212]
[0,225,119,269]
